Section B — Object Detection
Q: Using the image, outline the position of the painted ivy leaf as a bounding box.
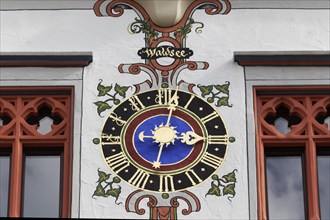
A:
[97,81,112,97]
[205,182,221,197]
[223,183,236,197]
[97,169,110,182]
[106,186,121,199]
[93,183,105,197]
[214,82,230,95]
[114,84,130,98]
[216,96,230,107]
[198,85,213,98]
[106,186,122,204]
[181,19,193,36]
[222,170,237,183]
[94,101,111,117]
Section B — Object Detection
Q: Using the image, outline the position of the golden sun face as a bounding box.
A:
[152,123,177,146]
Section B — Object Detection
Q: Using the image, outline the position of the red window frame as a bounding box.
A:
[0,87,73,217]
[254,86,330,219]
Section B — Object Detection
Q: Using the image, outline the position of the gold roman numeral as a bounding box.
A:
[184,94,195,109]
[201,111,218,123]
[128,96,145,111]
[101,134,121,145]
[105,152,129,173]
[109,112,127,126]
[208,135,228,144]
[201,152,223,169]
[157,88,179,106]
[159,175,175,192]
[128,169,150,189]
[185,169,202,185]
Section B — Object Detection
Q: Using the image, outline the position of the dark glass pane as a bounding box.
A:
[317,155,330,220]
[0,156,10,217]
[266,156,306,219]
[22,155,61,217]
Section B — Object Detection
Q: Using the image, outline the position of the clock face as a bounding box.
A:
[100,88,228,193]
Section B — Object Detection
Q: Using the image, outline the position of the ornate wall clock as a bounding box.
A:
[92,0,236,219]
[100,87,233,193]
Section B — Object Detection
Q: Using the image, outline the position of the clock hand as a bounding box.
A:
[152,142,165,169]
[138,131,154,142]
[139,129,203,145]
[165,86,179,126]
[176,131,204,145]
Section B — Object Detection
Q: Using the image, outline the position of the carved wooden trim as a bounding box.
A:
[0,86,73,217]
[255,86,330,220]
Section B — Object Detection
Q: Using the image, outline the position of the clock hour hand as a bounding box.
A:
[139,129,204,145]
[176,131,204,145]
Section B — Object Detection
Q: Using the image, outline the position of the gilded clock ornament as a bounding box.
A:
[99,87,234,193]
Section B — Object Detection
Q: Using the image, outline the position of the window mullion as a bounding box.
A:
[255,95,268,220]
[61,142,70,217]
[305,139,320,220]
[256,140,267,220]
[8,138,22,217]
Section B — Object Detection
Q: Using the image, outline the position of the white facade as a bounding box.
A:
[1,1,329,219]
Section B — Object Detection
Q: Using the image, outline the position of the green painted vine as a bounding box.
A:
[92,168,122,205]
[197,81,232,107]
[129,18,159,46]
[174,18,204,44]
[94,79,130,117]
[205,169,238,201]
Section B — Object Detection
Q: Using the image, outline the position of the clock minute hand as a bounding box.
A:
[152,142,165,169]
[165,87,179,126]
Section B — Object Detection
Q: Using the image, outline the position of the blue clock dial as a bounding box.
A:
[134,115,193,165]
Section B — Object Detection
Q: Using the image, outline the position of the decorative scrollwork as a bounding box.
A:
[94,0,231,32]
[125,190,200,219]
[170,61,209,87]
[119,63,160,87]
[174,18,205,44]
[170,197,193,215]
[128,18,159,46]
[128,63,142,75]
[202,0,231,15]
[125,190,158,215]
[94,0,133,17]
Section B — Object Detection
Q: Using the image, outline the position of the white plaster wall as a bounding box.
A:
[1,8,329,219]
